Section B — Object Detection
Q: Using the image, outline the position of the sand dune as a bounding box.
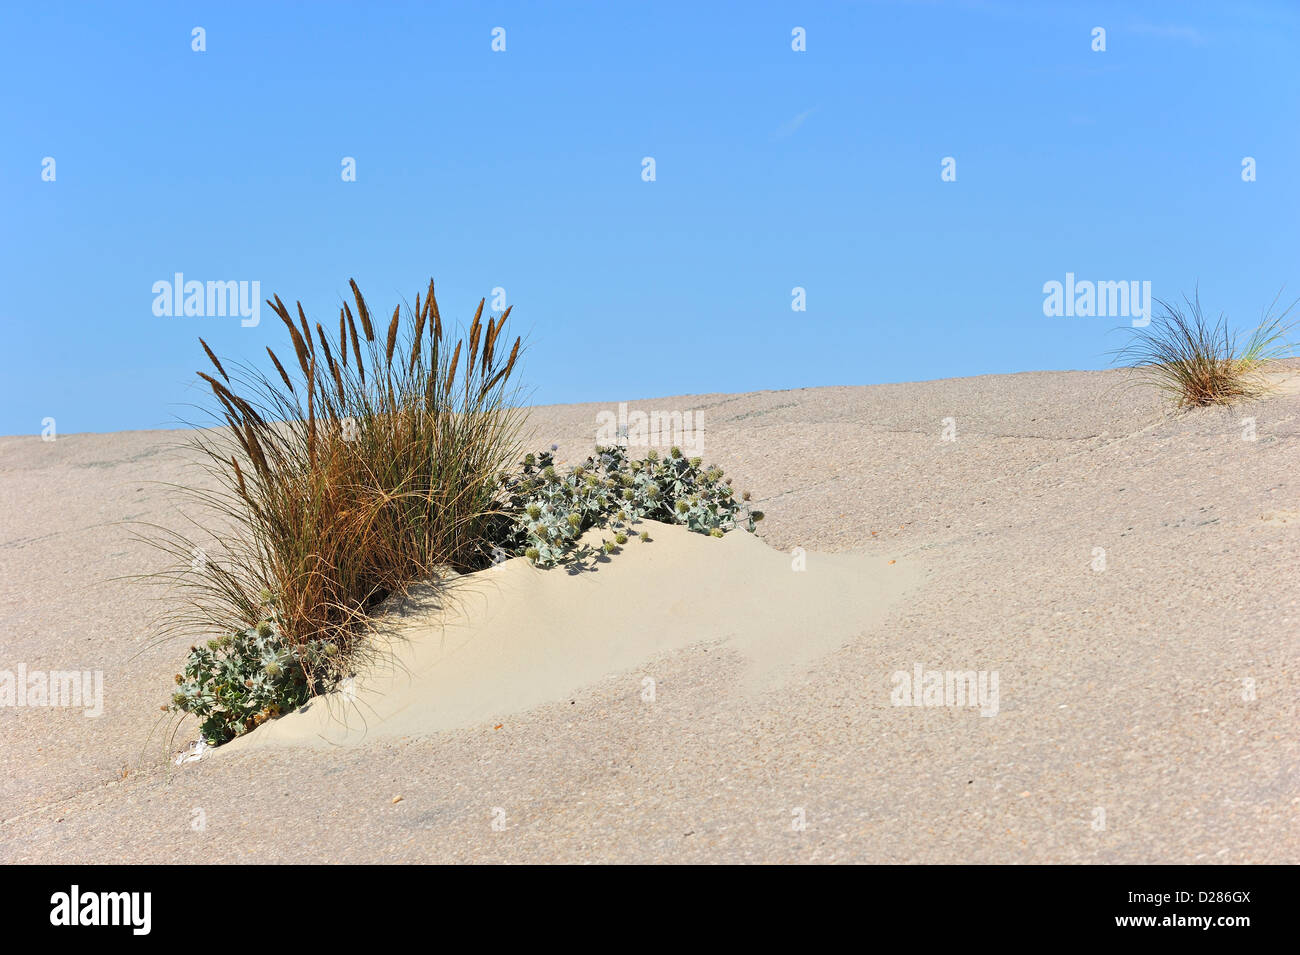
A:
[2,368,1297,863]
[223,521,918,751]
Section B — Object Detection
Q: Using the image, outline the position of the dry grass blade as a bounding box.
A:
[297,304,316,361]
[443,340,462,397]
[350,278,375,340]
[242,420,271,478]
[266,347,295,394]
[385,305,400,366]
[230,455,247,497]
[487,308,509,369]
[428,281,442,342]
[272,301,312,378]
[199,338,229,383]
[482,336,521,397]
[338,309,348,367]
[196,370,236,407]
[317,323,347,403]
[411,297,428,360]
[468,299,484,369]
[344,303,364,383]
[409,324,424,375]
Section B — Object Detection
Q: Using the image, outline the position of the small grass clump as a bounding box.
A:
[1116,289,1296,407]
[492,445,763,568]
[148,277,524,743]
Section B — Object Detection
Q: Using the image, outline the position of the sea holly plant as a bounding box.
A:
[492,445,763,568]
[169,593,341,744]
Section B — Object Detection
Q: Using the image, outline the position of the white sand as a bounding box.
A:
[6,369,1298,863]
[223,520,919,751]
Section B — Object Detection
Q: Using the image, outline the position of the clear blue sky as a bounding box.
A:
[3,1,1297,434]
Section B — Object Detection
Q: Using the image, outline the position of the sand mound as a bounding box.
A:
[220,520,919,751]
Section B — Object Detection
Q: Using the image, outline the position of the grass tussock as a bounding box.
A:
[146,277,525,684]
[1116,289,1296,407]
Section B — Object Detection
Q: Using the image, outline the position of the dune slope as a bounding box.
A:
[224,521,917,751]
[2,368,1297,863]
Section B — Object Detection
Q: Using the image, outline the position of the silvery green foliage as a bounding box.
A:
[168,594,338,744]
[496,446,762,568]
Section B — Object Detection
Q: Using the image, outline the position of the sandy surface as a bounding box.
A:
[2,368,1297,863]
[223,521,919,752]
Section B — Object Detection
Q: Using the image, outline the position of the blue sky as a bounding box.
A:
[3,0,1298,434]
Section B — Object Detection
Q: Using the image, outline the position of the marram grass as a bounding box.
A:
[1115,289,1297,408]
[142,277,525,713]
